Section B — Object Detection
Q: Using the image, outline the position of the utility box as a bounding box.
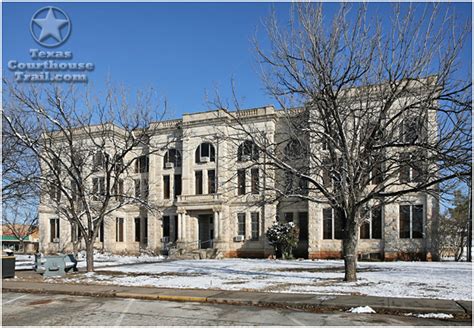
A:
[2,256,16,278]
[36,255,66,277]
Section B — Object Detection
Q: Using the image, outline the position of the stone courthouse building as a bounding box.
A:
[39,103,438,260]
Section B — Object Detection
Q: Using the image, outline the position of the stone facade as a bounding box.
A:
[38,105,438,260]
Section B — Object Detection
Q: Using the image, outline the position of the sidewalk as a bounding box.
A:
[2,278,471,319]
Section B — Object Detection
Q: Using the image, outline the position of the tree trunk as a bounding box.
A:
[85,241,94,272]
[20,240,26,254]
[342,218,359,282]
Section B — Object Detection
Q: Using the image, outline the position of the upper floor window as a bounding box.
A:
[92,176,106,200]
[195,143,215,163]
[284,138,307,160]
[400,116,426,144]
[164,149,182,169]
[237,140,259,162]
[135,155,149,173]
[399,153,425,183]
[93,151,108,171]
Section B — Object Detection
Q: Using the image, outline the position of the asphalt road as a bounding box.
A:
[2,292,469,326]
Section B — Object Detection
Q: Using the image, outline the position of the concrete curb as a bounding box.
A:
[3,281,471,319]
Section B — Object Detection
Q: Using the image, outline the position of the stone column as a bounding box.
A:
[177,212,183,240]
[214,211,219,240]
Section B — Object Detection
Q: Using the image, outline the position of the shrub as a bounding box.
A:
[266,221,299,259]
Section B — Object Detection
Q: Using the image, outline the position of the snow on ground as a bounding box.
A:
[14,252,164,270]
[405,313,454,319]
[348,306,376,314]
[56,258,472,301]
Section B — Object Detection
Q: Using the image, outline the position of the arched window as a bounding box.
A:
[284,139,306,160]
[93,151,109,171]
[237,140,259,162]
[195,143,215,163]
[164,149,182,169]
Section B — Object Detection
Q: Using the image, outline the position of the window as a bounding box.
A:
[237,169,246,195]
[163,175,170,199]
[399,205,423,239]
[251,212,260,240]
[284,138,306,160]
[285,171,294,192]
[143,217,148,244]
[113,179,124,201]
[298,212,309,241]
[237,213,246,236]
[322,208,344,240]
[321,159,333,188]
[135,155,149,173]
[48,183,61,202]
[93,151,106,171]
[174,174,182,197]
[93,177,106,200]
[164,149,182,168]
[401,117,425,144]
[116,217,124,242]
[195,143,215,163]
[163,216,170,238]
[369,155,383,185]
[143,178,149,200]
[400,153,424,183]
[70,223,81,242]
[284,212,294,223]
[298,177,309,195]
[134,179,141,198]
[135,217,141,242]
[360,207,382,239]
[50,218,60,242]
[207,170,216,194]
[99,220,104,243]
[70,180,78,201]
[251,168,259,194]
[195,171,203,195]
[237,141,259,161]
[114,156,124,175]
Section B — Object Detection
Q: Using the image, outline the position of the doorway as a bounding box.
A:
[198,214,214,249]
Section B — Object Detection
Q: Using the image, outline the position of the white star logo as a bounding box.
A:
[30,7,71,47]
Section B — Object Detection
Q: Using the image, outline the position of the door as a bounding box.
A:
[198,214,213,249]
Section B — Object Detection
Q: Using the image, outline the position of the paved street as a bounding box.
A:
[2,292,469,326]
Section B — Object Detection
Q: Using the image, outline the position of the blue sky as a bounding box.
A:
[3,2,472,119]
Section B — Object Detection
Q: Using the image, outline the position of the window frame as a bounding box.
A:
[164,148,182,168]
[237,169,246,195]
[50,218,60,242]
[195,143,216,163]
[399,204,424,239]
[116,217,124,242]
[237,213,246,237]
[195,170,203,195]
[250,212,260,241]
[163,175,171,199]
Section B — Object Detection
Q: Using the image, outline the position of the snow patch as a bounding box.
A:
[348,306,376,314]
[405,312,454,319]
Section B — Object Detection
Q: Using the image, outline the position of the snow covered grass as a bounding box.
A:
[14,251,164,270]
[56,258,472,301]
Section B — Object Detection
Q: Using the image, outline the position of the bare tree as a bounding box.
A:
[3,80,170,271]
[213,3,471,281]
